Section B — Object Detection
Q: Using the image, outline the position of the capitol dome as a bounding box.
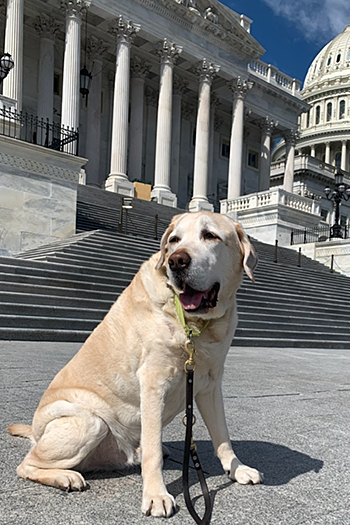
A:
[303,24,350,91]
[273,24,350,174]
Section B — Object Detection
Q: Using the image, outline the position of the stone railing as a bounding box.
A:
[221,188,320,215]
[248,60,302,97]
[271,154,347,180]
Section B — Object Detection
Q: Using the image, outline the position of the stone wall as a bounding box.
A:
[0,135,86,256]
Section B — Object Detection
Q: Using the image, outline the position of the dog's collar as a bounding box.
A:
[174,294,210,338]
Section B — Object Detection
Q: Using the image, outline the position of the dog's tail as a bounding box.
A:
[7,423,33,440]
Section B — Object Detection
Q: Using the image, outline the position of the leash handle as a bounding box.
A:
[182,369,211,525]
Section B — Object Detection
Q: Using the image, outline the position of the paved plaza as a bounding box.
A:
[1,341,349,525]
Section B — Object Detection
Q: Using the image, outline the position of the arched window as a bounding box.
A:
[335,152,341,168]
[306,111,310,127]
[315,105,321,124]
[336,53,341,63]
[327,55,332,66]
[327,102,332,122]
[347,49,350,61]
[339,100,346,119]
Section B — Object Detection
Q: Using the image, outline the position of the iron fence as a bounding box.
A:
[290,225,349,245]
[0,107,79,154]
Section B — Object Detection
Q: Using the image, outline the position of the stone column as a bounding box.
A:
[144,86,158,185]
[258,117,275,192]
[128,56,150,181]
[171,74,188,197]
[85,36,108,187]
[341,140,347,171]
[325,141,331,164]
[189,59,219,212]
[61,0,90,154]
[105,16,140,195]
[310,144,316,157]
[227,77,253,200]
[151,39,182,207]
[208,94,220,204]
[283,129,298,192]
[34,15,59,141]
[3,0,23,110]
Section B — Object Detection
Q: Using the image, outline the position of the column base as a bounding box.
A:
[151,187,177,207]
[105,175,135,197]
[188,198,214,212]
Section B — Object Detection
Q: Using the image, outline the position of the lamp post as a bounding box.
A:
[324,169,350,238]
[0,53,15,89]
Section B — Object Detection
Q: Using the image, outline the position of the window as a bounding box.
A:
[327,55,332,66]
[335,152,341,168]
[347,49,350,61]
[339,100,345,119]
[221,138,230,159]
[53,73,61,96]
[247,149,259,170]
[320,209,328,222]
[306,111,310,127]
[326,102,332,122]
[336,53,341,63]
[315,105,321,124]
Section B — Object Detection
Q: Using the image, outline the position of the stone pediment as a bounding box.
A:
[135,0,265,61]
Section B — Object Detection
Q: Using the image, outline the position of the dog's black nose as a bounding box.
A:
[168,250,191,271]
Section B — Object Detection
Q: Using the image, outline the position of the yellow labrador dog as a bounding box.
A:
[8,211,262,517]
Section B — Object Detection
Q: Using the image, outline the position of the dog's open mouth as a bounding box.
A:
[179,282,220,312]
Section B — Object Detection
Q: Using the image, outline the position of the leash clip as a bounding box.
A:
[184,337,196,372]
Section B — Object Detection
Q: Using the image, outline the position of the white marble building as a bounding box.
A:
[0,0,307,215]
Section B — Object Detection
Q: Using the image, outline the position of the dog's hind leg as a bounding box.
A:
[16,410,108,491]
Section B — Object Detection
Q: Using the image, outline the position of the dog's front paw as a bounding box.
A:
[142,492,176,517]
[229,460,263,485]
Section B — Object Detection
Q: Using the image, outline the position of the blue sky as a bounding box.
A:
[222,0,350,86]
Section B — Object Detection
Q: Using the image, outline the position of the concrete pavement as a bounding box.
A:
[1,341,349,525]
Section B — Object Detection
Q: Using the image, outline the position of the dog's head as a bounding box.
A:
[155,212,257,319]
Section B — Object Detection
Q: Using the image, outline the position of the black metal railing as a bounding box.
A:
[291,225,349,245]
[0,107,79,154]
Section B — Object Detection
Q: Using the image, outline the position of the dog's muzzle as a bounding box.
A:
[178,282,220,312]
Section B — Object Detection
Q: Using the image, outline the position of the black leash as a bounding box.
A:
[182,346,211,525]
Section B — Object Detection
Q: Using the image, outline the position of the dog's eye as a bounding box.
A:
[169,236,180,244]
[203,231,220,240]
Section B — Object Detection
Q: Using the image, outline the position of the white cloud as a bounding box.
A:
[261,0,350,45]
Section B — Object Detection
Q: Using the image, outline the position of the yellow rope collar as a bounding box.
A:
[174,294,210,338]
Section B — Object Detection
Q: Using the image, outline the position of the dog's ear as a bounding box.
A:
[234,222,258,282]
[155,215,181,270]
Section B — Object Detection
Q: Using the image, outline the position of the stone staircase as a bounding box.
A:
[1,228,350,348]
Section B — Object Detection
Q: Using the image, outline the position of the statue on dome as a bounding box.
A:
[188,0,201,16]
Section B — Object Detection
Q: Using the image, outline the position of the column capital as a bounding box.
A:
[131,55,151,79]
[108,15,140,45]
[260,116,277,135]
[145,86,158,107]
[196,58,220,85]
[228,76,253,100]
[284,129,299,146]
[214,115,223,132]
[211,92,221,109]
[156,38,182,65]
[61,0,91,18]
[342,139,347,145]
[173,74,188,95]
[87,35,108,61]
[34,15,60,40]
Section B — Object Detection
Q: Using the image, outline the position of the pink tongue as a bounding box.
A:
[180,291,205,310]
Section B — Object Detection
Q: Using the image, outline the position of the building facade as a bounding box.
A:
[1,0,306,215]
